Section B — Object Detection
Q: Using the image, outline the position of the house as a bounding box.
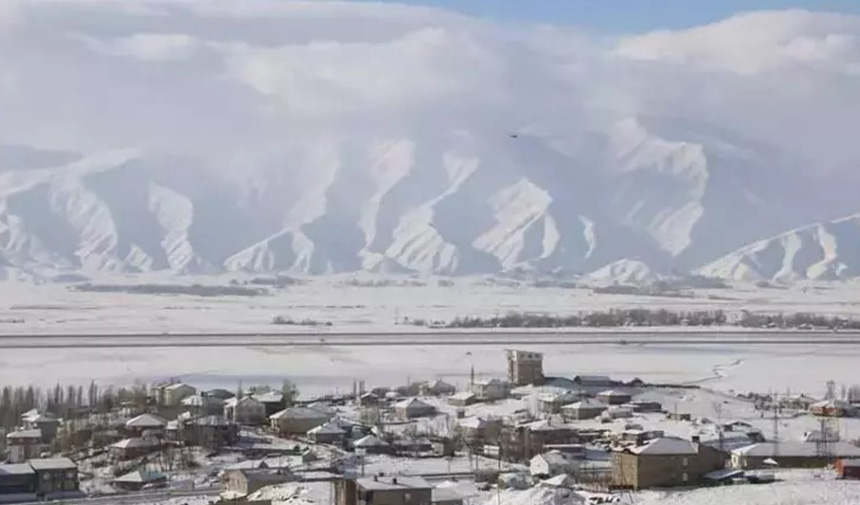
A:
[837,459,860,479]
[561,399,607,420]
[109,438,158,460]
[506,350,544,386]
[181,393,226,417]
[539,392,582,414]
[597,390,632,406]
[810,399,855,418]
[459,417,503,443]
[225,396,266,425]
[28,458,79,495]
[470,379,508,402]
[603,406,634,420]
[612,437,726,490]
[530,450,578,478]
[782,394,818,411]
[627,401,663,413]
[431,487,464,505]
[500,422,580,461]
[448,392,477,407]
[308,422,346,444]
[335,476,432,505]
[353,435,392,455]
[253,391,286,417]
[421,380,456,397]
[394,398,437,420]
[157,383,197,406]
[224,469,294,497]
[124,413,167,436]
[24,414,60,443]
[5,430,45,463]
[730,442,860,469]
[0,464,37,495]
[359,393,381,407]
[113,470,167,491]
[180,415,240,448]
[269,407,330,435]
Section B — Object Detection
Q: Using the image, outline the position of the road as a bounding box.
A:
[0,329,858,348]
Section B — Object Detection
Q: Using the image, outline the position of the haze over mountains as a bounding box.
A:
[1,2,859,282]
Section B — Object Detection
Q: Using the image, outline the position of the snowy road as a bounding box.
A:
[0,329,859,348]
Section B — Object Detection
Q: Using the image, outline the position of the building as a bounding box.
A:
[597,390,632,406]
[447,392,477,407]
[730,442,860,469]
[837,459,860,479]
[470,379,508,402]
[421,380,456,397]
[459,417,502,444]
[627,401,663,413]
[336,476,432,505]
[431,488,463,505]
[28,458,79,495]
[0,464,37,495]
[500,422,580,461]
[224,469,294,497]
[181,393,226,417]
[530,450,578,478]
[359,393,381,407]
[539,392,582,414]
[157,383,197,406]
[124,413,167,436]
[506,350,544,386]
[810,399,855,418]
[354,435,392,455]
[109,438,159,460]
[269,407,330,435]
[225,396,267,425]
[180,415,240,449]
[394,398,437,420]
[113,470,167,491]
[253,391,286,417]
[24,414,60,443]
[308,422,347,444]
[5,430,45,463]
[561,400,607,421]
[612,437,726,490]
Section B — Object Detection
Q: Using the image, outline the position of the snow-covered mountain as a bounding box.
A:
[698,214,860,282]
[585,259,662,285]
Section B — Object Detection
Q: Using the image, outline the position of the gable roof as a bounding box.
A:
[253,391,284,404]
[114,469,166,484]
[308,422,345,435]
[450,391,476,400]
[126,413,167,428]
[28,458,76,471]
[270,406,329,421]
[182,394,225,407]
[110,438,156,449]
[354,434,389,448]
[394,398,435,410]
[533,450,573,468]
[629,437,698,456]
[541,474,577,488]
[165,382,194,391]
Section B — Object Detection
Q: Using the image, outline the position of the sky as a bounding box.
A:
[359,0,860,32]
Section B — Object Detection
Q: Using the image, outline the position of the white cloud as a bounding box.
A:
[87,33,199,61]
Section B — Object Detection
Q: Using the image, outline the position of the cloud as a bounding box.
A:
[0,2,859,170]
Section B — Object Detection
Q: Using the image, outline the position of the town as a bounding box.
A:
[2,350,860,505]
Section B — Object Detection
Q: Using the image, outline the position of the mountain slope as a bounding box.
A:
[698,214,860,282]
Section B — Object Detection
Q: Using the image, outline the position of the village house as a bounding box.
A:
[395,398,437,420]
[447,392,477,407]
[225,396,267,425]
[253,391,286,417]
[181,393,226,417]
[359,392,381,407]
[269,407,330,435]
[224,469,294,497]
[28,458,79,495]
[612,437,726,490]
[539,392,582,414]
[23,414,60,443]
[0,464,37,496]
[561,399,607,421]
[782,394,818,411]
[431,487,464,505]
[308,422,347,445]
[458,417,503,444]
[500,421,580,462]
[109,438,159,460]
[113,470,167,491]
[5,430,45,464]
[470,379,508,402]
[156,383,197,406]
[421,380,456,397]
[124,413,167,437]
[353,435,392,455]
[597,390,632,406]
[530,450,578,478]
[180,415,240,449]
[335,476,433,505]
[730,441,860,469]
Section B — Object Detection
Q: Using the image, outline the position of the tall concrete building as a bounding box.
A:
[506,350,544,386]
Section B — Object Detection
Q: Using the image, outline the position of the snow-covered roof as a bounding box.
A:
[182,394,225,407]
[28,458,76,471]
[459,417,488,429]
[532,450,572,468]
[114,469,166,483]
[561,399,605,410]
[165,382,193,391]
[0,464,35,476]
[540,474,576,488]
[357,476,431,491]
[307,422,345,435]
[253,391,284,403]
[270,407,329,420]
[30,414,59,424]
[125,413,167,428]
[733,442,860,458]
[811,399,852,409]
[354,435,389,447]
[394,397,435,410]
[426,379,455,389]
[6,429,42,439]
[597,389,630,397]
[629,437,698,456]
[432,487,462,502]
[110,438,156,449]
[450,391,476,400]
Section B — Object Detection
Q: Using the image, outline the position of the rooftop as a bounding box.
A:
[114,470,166,484]
[394,397,435,410]
[270,406,329,420]
[0,464,35,476]
[125,413,167,428]
[628,437,698,456]
[6,429,42,439]
[733,442,860,458]
[28,458,77,471]
[357,476,431,491]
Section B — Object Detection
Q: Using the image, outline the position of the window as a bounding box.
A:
[682,457,688,467]
[682,472,688,483]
